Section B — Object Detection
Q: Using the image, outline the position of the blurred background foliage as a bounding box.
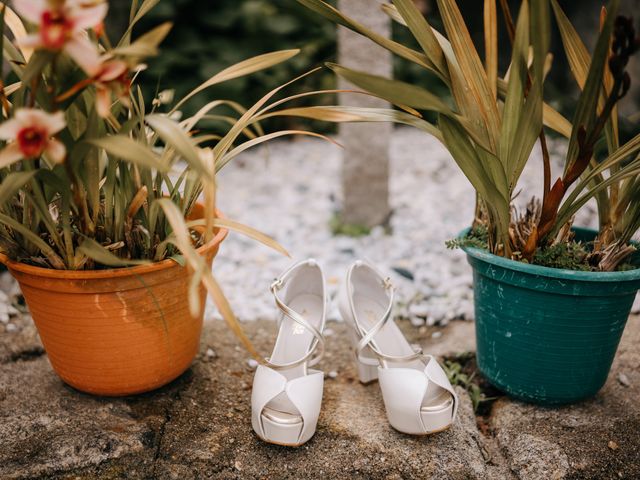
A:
[105,0,638,137]
[108,0,338,132]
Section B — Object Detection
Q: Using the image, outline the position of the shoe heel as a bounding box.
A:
[349,328,379,384]
[356,356,379,384]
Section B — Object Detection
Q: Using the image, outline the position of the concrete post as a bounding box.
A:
[337,0,393,228]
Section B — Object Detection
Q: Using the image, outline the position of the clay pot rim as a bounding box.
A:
[0,208,228,280]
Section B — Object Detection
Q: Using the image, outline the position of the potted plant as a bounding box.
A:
[299,0,640,404]
[0,0,349,396]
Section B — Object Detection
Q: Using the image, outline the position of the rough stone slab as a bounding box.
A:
[489,315,640,480]
[0,312,42,364]
[3,312,639,479]
[1,318,501,479]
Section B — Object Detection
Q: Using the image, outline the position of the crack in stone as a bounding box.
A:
[150,389,182,478]
[8,346,45,363]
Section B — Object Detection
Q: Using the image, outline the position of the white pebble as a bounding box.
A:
[618,372,631,387]
[409,316,425,327]
[5,323,17,332]
[206,348,216,358]
[327,370,338,379]
[247,359,259,369]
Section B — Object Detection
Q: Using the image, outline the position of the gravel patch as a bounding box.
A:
[211,126,610,324]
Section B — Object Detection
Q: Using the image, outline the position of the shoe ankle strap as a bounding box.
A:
[264,273,325,371]
[347,267,424,365]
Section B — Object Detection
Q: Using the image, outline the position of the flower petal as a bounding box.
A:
[95,86,111,118]
[96,60,128,81]
[71,2,108,31]
[0,143,24,169]
[42,111,66,135]
[64,34,101,75]
[12,0,46,24]
[12,108,66,135]
[0,118,23,140]
[44,138,66,164]
[15,33,42,48]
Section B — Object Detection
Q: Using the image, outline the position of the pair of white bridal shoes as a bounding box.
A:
[251,259,458,447]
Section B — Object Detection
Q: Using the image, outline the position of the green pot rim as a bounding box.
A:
[459,226,640,283]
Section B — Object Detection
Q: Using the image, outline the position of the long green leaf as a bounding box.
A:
[118,0,160,46]
[436,0,501,151]
[296,0,438,74]
[439,114,506,204]
[184,217,290,257]
[146,114,211,180]
[556,164,640,232]
[0,213,65,269]
[563,132,640,205]
[393,0,448,77]
[327,63,493,151]
[112,22,172,58]
[550,0,618,154]
[530,0,550,85]
[87,136,169,172]
[510,80,543,185]
[483,0,498,99]
[172,50,300,112]
[154,198,264,360]
[0,171,36,206]
[327,63,454,114]
[217,130,338,172]
[564,0,619,172]
[78,238,150,267]
[255,106,443,142]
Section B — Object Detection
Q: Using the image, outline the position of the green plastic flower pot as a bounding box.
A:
[461,227,640,405]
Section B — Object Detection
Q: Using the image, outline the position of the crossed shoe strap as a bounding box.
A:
[264,274,325,371]
[347,275,423,365]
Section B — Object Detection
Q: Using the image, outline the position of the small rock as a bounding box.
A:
[5,323,17,332]
[206,348,216,358]
[408,303,430,318]
[608,441,619,451]
[324,328,335,337]
[431,331,443,339]
[327,370,338,379]
[391,267,414,281]
[247,359,258,369]
[617,373,631,387]
[234,461,242,471]
[409,316,424,327]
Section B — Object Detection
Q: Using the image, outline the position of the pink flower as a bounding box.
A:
[14,0,108,75]
[93,60,131,117]
[0,108,66,168]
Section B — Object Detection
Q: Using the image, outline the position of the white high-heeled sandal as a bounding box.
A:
[339,260,458,435]
[251,259,326,447]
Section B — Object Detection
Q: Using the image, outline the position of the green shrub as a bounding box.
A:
[134,0,337,130]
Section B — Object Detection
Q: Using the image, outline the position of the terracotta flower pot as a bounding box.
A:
[0,205,228,396]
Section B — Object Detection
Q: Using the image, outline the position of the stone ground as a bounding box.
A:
[1,308,639,479]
